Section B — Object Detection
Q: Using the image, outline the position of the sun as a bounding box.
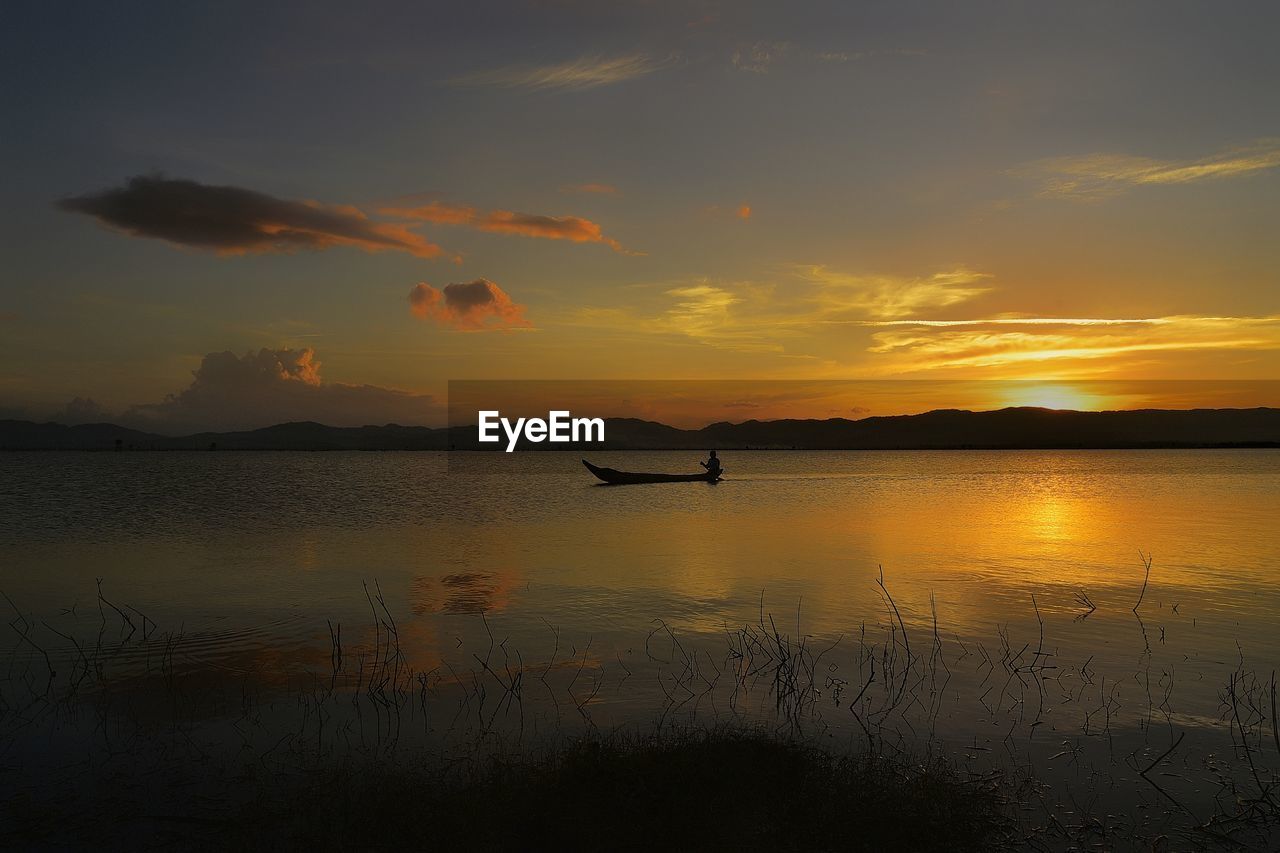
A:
[1004,384,1105,411]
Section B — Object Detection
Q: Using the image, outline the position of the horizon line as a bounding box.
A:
[7,403,1280,438]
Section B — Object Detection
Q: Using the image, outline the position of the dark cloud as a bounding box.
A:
[123,348,442,432]
[58,175,447,259]
[408,279,532,331]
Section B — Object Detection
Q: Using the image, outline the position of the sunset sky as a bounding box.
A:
[3,1,1279,430]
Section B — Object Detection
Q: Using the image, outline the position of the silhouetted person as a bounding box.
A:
[700,450,723,478]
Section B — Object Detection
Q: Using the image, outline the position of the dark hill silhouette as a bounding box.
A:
[0,420,453,451]
[694,407,1280,449]
[0,420,164,450]
[3,407,1279,451]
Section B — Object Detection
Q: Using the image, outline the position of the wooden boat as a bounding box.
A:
[582,459,722,485]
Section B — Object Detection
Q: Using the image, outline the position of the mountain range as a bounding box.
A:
[3,407,1279,451]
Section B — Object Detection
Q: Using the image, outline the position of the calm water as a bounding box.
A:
[3,450,1279,844]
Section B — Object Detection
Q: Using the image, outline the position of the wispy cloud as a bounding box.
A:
[732,42,792,74]
[663,283,743,337]
[639,281,789,352]
[864,315,1280,372]
[58,175,450,259]
[383,201,635,253]
[451,54,672,91]
[792,266,992,319]
[861,316,1177,328]
[815,48,927,63]
[733,43,924,74]
[1017,139,1280,200]
[568,265,1280,379]
[570,267,991,352]
[566,279,786,353]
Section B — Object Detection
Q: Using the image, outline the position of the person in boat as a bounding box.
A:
[700,450,723,478]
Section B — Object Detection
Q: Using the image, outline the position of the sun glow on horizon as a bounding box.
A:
[1001,384,1114,412]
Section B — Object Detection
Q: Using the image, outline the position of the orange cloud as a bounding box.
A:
[477,210,626,250]
[385,202,633,253]
[736,204,752,220]
[863,315,1280,373]
[390,200,477,224]
[408,279,532,331]
[58,175,448,259]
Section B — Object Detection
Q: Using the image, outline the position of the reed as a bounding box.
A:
[3,556,1279,851]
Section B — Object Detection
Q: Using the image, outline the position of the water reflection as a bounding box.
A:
[411,571,512,615]
[2,450,1279,846]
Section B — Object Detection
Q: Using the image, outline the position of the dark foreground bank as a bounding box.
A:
[4,727,1016,852]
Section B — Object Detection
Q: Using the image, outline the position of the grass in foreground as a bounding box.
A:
[222,727,1014,852]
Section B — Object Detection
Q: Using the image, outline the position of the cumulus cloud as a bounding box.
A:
[408,279,532,331]
[383,201,633,253]
[58,175,448,259]
[123,348,442,432]
[450,54,672,91]
[1016,139,1280,200]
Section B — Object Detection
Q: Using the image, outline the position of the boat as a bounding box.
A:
[582,459,722,485]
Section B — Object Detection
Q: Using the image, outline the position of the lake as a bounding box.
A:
[3,449,1279,845]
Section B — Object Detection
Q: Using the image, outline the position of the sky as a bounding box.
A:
[2,0,1279,431]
